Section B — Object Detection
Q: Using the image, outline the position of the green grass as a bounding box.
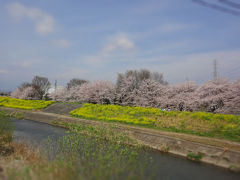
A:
[51,121,140,147]
[0,111,14,158]
[70,103,240,142]
[4,121,155,180]
[0,111,14,146]
[187,152,203,161]
[0,96,55,110]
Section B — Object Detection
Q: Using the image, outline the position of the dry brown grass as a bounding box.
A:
[0,142,43,180]
[0,142,84,180]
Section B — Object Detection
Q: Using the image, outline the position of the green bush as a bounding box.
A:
[187,152,203,161]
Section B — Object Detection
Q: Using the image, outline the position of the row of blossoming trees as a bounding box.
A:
[11,70,240,114]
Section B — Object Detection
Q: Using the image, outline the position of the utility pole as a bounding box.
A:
[213,59,218,80]
[54,80,57,91]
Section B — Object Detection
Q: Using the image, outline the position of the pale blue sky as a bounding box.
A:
[0,0,240,90]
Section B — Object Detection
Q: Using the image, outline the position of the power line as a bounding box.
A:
[221,65,240,79]
[223,73,240,80]
[222,69,240,77]
[224,67,240,74]
[222,64,240,75]
[218,0,240,10]
[192,0,240,16]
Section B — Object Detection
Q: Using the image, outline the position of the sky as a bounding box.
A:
[0,0,240,91]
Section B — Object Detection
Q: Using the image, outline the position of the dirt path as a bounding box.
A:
[43,102,82,115]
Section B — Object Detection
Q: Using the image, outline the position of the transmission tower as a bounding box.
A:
[213,59,218,80]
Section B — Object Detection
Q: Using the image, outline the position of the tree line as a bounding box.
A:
[10,69,240,115]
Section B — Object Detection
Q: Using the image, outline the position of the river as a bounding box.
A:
[12,119,240,180]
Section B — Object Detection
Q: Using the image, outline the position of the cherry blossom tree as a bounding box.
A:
[50,81,115,104]
[157,81,197,111]
[9,71,240,115]
[116,69,167,90]
[115,69,168,106]
[49,87,69,101]
[32,76,51,99]
[194,79,231,112]
[134,79,167,107]
[218,79,240,114]
[11,86,41,100]
[115,75,138,106]
[11,88,22,99]
[66,78,88,89]
[78,81,115,104]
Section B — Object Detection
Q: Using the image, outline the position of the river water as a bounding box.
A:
[12,119,240,180]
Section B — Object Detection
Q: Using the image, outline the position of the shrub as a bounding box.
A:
[187,152,203,161]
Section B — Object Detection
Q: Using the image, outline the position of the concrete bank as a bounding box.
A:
[1,106,240,172]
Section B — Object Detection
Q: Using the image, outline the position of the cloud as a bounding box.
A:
[84,33,136,64]
[54,39,72,48]
[7,2,57,35]
[0,69,8,74]
[102,34,135,54]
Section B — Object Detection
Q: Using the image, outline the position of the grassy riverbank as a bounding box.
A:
[0,111,154,180]
[70,104,240,142]
[0,111,14,155]
[1,97,240,143]
[0,97,54,110]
